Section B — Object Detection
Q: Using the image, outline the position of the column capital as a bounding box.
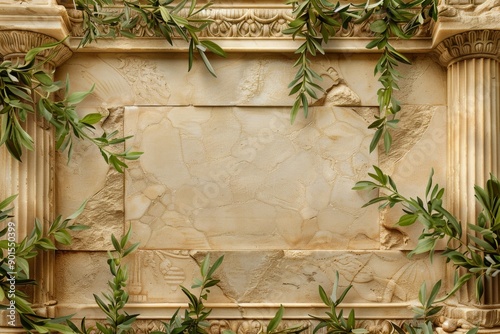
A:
[432,0,500,45]
[0,30,72,67]
[0,0,71,48]
[434,29,500,67]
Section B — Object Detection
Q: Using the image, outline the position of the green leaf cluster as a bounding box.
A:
[283,0,342,123]
[354,166,500,300]
[152,256,306,334]
[310,272,368,334]
[263,305,307,334]
[391,280,477,334]
[411,280,445,320]
[152,254,223,334]
[69,226,140,334]
[75,0,226,77]
[365,0,437,152]
[0,42,142,172]
[284,0,439,151]
[312,271,478,334]
[0,197,88,333]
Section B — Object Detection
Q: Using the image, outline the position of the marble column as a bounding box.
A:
[0,30,72,322]
[435,30,500,330]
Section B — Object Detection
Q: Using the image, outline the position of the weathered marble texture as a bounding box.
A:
[124,105,379,250]
[56,107,125,250]
[53,51,449,325]
[57,53,445,109]
[380,105,448,250]
[56,53,447,252]
[4,0,500,330]
[55,250,446,305]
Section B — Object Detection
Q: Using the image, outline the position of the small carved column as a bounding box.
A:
[0,30,72,320]
[435,30,500,329]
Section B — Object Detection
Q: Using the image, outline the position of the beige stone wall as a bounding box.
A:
[2,0,500,332]
[52,51,448,323]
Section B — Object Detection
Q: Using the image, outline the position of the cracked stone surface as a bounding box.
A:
[124,106,379,250]
[54,52,449,318]
[55,249,446,304]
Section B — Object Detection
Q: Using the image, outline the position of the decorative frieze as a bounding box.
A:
[131,319,313,334]
[130,318,408,334]
[64,7,433,41]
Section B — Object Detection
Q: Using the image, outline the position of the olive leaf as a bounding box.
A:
[285,0,439,152]
[355,166,500,300]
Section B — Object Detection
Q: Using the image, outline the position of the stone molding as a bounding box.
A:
[0,0,495,54]
[0,2,71,41]
[64,6,432,40]
[72,316,408,334]
[131,319,403,334]
[434,29,500,66]
[56,302,417,320]
[0,30,72,66]
[441,0,500,15]
[131,319,314,334]
[66,7,295,39]
[130,318,414,334]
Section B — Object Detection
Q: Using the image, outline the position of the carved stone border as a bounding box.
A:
[63,7,433,41]
[130,319,400,334]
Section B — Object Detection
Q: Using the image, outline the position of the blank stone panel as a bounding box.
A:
[124,106,379,250]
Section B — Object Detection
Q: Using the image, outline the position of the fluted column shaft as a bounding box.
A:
[0,30,72,317]
[436,30,500,313]
[449,57,500,304]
